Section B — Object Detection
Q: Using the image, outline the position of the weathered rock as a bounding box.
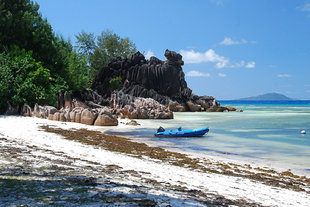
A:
[164,49,184,66]
[156,111,173,119]
[48,114,54,120]
[127,109,138,119]
[3,103,19,115]
[69,111,76,122]
[45,106,57,116]
[94,110,118,126]
[64,91,72,108]
[57,91,64,109]
[81,108,97,125]
[53,112,60,121]
[21,103,31,116]
[73,50,233,114]
[91,50,191,106]
[186,101,202,112]
[75,111,81,123]
[137,108,148,119]
[59,113,66,122]
[126,120,140,126]
[33,104,47,118]
[72,99,88,109]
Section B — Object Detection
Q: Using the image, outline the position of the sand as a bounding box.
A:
[0,116,309,206]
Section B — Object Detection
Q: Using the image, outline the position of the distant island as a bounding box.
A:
[237,93,293,101]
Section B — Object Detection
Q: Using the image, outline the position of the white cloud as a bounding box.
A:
[245,61,256,68]
[180,49,255,69]
[220,37,256,45]
[268,65,277,68]
[218,73,227,77]
[277,74,292,78]
[180,49,229,68]
[186,70,211,77]
[297,2,310,17]
[298,2,310,11]
[144,50,154,60]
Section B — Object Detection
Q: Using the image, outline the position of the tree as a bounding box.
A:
[75,29,137,77]
[67,50,89,92]
[0,0,92,111]
[0,0,58,74]
[75,30,95,56]
[0,47,52,110]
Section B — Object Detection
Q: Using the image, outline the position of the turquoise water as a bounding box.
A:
[106,101,310,171]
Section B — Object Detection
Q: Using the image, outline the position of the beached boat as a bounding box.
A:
[154,127,209,137]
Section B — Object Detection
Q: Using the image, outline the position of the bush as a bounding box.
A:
[0,47,69,110]
[109,76,122,90]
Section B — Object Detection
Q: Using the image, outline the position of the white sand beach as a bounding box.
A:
[0,116,309,206]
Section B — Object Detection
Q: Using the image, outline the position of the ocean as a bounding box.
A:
[105,100,310,172]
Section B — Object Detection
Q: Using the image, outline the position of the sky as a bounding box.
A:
[35,0,310,100]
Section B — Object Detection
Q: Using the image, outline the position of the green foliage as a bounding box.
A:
[0,48,52,109]
[67,50,89,92]
[75,29,137,77]
[0,0,57,73]
[75,30,95,56]
[109,76,123,90]
[0,0,137,111]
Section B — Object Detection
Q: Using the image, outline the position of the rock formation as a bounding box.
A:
[13,49,239,123]
[76,49,235,114]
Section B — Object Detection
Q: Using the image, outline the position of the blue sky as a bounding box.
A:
[35,0,310,100]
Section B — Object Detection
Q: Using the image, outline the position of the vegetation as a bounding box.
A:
[0,0,137,112]
[75,30,137,77]
[109,76,123,90]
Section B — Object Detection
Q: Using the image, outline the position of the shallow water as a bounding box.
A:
[105,101,310,172]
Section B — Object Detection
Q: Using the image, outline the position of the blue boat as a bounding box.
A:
[154,126,209,137]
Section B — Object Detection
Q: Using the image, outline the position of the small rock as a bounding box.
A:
[126,120,140,126]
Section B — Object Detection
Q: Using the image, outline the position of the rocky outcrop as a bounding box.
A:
[21,104,31,116]
[76,49,236,116]
[80,108,98,125]
[27,103,119,126]
[117,97,173,119]
[90,49,192,106]
[94,109,118,126]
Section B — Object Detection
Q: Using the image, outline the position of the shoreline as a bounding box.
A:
[1,116,310,206]
[105,117,310,177]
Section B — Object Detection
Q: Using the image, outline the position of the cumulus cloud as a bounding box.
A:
[180,49,255,69]
[298,2,310,11]
[186,70,211,77]
[297,2,310,17]
[180,49,229,68]
[220,37,256,45]
[277,74,292,78]
[245,61,256,68]
[144,50,154,60]
[218,73,227,77]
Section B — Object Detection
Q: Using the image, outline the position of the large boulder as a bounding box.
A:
[186,101,202,112]
[94,110,118,126]
[45,106,57,116]
[81,108,97,125]
[33,104,47,118]
[21,103,31,116]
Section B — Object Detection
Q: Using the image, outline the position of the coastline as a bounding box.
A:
[1,116,310,206]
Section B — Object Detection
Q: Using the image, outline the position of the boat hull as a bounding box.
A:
[154,127,209,137]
